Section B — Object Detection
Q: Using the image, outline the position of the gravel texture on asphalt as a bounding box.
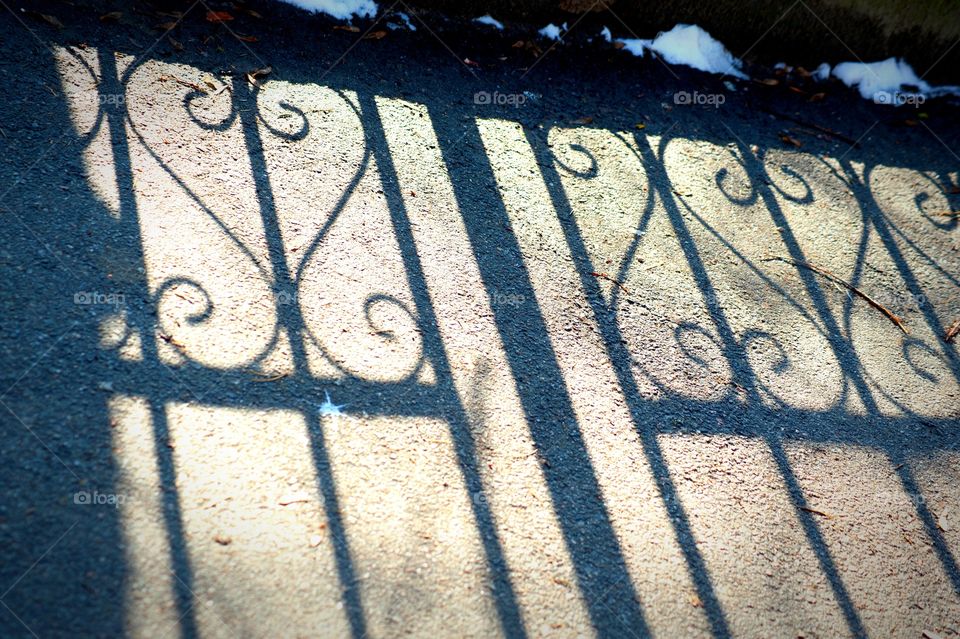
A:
[1,2,959,638]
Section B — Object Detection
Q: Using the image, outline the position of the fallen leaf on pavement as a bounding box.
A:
[729,380,747,394]
[763,107,860,146]
[278,492,311,506]
[26,11,64,28]
[779,132,802,148]
[206,10,234,22]
[590,271,629,293]
[250,371,288,382]
[363,30,387,40]
[99,11,122,22]
[572,116,593,124]
[944,319,960,343]
[160,74,206,93]
[246,66,272,86]
[159,332,187,348]
[334,25,360,32]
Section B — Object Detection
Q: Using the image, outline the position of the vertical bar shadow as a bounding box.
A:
[428,111,649,637]
[358,92,528,638]
[99,47,201,639]
[528,126,733,639]
[235,77,368,638]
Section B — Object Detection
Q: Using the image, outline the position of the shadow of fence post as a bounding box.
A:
[427,110,650,638]
[234,77,369,638]
[357,91,528,638]
[98,47,202,639]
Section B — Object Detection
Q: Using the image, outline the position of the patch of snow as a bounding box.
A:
[813,62,831,81]
[831,57,960,104]
[600,26,612,42]
[830,57,960,104]
[538,23,567,41]
[617,38,646,56]
[278,0,378,20]
[832,57,929,100]
[319,391,346,417]
[474,14,503,30]
[389,11,415,31]
[774,62,787,70]
[723,80,736,91]
[616,24,747,79]
[929,84,960,98]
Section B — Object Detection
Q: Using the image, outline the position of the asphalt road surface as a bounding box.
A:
[1,2,959,638]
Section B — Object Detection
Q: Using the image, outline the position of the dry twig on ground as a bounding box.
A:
[762,255,909,333]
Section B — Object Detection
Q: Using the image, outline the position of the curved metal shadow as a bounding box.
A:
[40,31,960,639]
